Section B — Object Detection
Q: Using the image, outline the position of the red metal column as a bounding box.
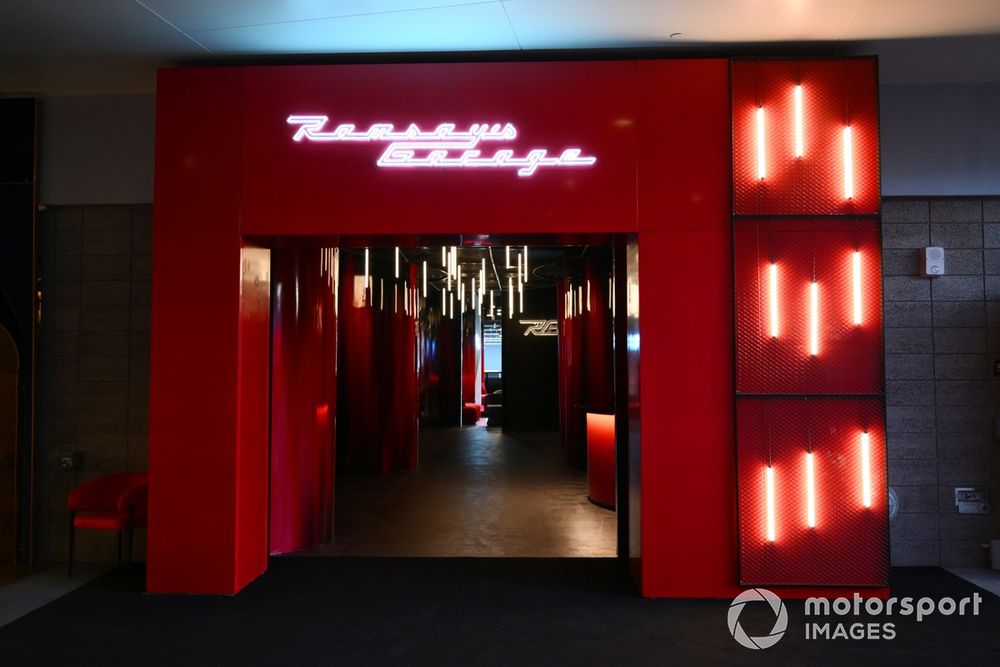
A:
[149,68,271,594]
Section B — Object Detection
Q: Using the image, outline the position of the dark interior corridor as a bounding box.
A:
[305,427,616,557]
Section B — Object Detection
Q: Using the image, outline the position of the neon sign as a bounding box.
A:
[287,116,597,177]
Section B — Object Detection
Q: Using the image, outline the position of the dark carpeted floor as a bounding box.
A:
[0,559,997,666]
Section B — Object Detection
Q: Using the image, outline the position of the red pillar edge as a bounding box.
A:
[149,67,271,594]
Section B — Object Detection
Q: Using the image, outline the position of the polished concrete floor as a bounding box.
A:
[307,427,617,557]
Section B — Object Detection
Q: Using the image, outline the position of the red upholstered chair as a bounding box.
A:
[67,472,147,577]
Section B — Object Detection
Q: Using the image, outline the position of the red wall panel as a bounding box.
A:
[736,397,889,586]
[558,257,614,470]
[241,62,639,237]
[149,68,265,594]
[336,253,419,476]
[732,59,880,216]
[734,218,884,394]
[269,248,337,555]
[731,59,887,591]
[634,59,739,597]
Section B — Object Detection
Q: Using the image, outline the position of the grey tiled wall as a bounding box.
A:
[883,198,1000,567]
[36,204,151,563]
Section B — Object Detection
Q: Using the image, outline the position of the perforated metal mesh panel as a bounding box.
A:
[736,397,889,586]
[734,218,883,395]
[732,59,885,588]
[732,59,880,216]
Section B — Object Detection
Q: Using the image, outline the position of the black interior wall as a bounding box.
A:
[502,284,558,431]
[0,98,37,569]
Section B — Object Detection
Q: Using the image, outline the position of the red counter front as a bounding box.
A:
[586,413,615,509]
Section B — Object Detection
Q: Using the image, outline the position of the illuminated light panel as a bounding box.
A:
[519,286,523,314]
[442,287,446,312]
[586,279,591,312]
[517,253,523,285]
[765,466,776,542]
[506,245,511,269]
[794,85,804,158]
[441,246,446,268]
[394,246,400,278]
[523,246,529,281]
[806,452,816,528]
[756,107,766,179]
[843,126,854,199]
[809,281,819,356]
[423,260,427,297]
[768,263,779,338]
[364,248,370,289]
[861,432,872,508]
[508,277,514,313]
[852,251,862,325]
[286,117,597,177]
[449,291,454,319]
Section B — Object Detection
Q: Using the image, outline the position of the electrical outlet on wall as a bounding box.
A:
[58,451,84,471]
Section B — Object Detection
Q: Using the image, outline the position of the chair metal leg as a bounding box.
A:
[67,511,75,577]
[127,508,135,569]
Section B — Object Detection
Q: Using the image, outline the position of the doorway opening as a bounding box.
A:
[267,236,628,559]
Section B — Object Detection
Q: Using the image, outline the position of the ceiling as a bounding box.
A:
[2,0,1000,94]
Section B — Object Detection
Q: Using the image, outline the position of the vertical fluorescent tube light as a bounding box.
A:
[506,245,512,269]
[809,281,819,356]
[442,288,446,312]
[805,452,816,528]
[423,261,428,297]
[442,246,447,267]
[843,126,854,199]
[794,85,804,158]
[586,279,591,312]
[449,292,454,319]
[756,107,766,179]
[860,432,872,508]
[394,246,400,278]
[517,254,523,285]
[852,251,862,325]
[472,278,476,313]
[364,248,370,289]
[508,277,514,313]
[519,286,523,314]
[765,466,776,542]
[523,246,529,281]
[451,246,457,276]
[769,263,779,338]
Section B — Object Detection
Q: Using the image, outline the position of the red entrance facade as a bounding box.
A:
[149,58,886,597]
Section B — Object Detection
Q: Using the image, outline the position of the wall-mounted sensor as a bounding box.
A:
[922,246,945,277]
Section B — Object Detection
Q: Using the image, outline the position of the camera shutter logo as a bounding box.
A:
[727,588,788,649]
